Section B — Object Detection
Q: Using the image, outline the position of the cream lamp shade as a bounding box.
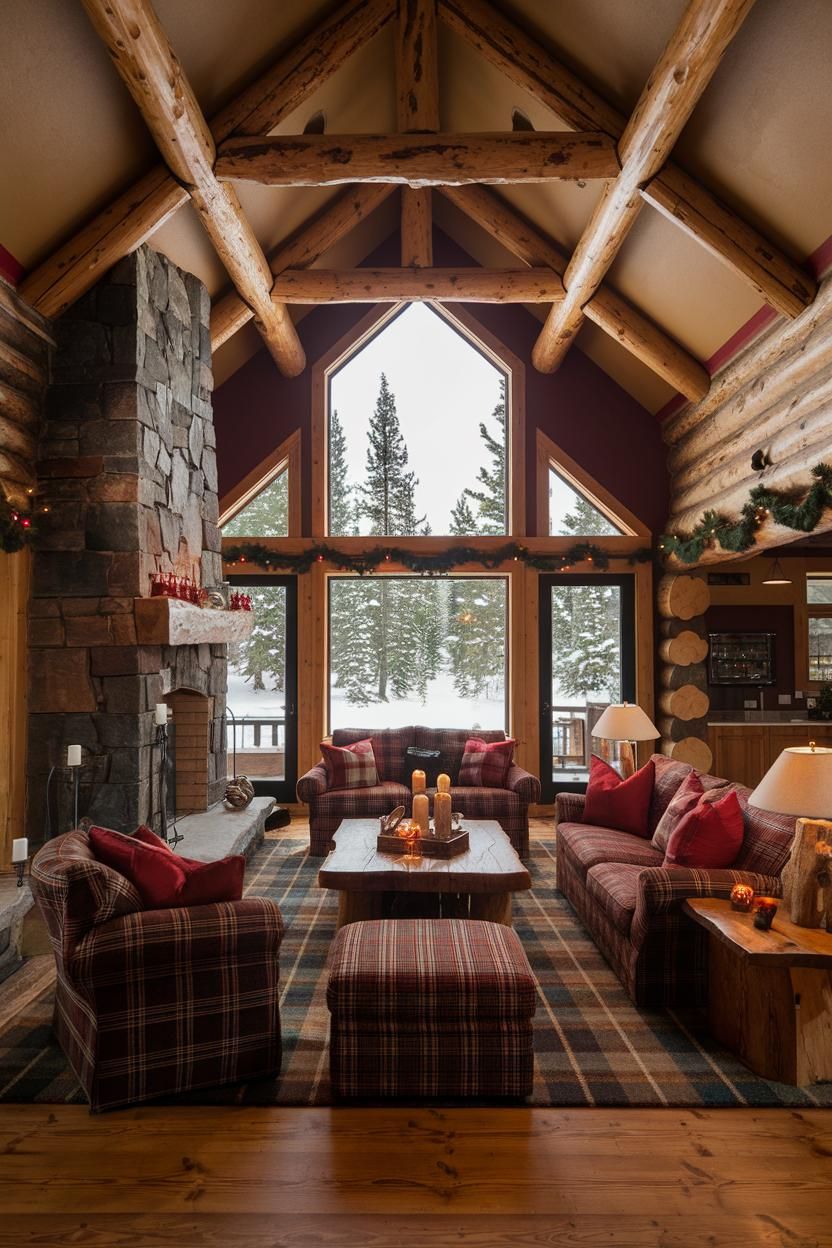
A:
[748,744,832,819]
[591,702,660,741]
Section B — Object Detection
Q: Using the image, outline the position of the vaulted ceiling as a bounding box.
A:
[2,0,830,409]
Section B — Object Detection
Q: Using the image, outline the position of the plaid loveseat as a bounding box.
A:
[297,726,540,857]
[30,829,285,1112]
[555,754,795,1008]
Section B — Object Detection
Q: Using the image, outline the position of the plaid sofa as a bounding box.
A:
[555,754,795,1008]
[30,829,285,1112]
[327,918,536,1098]
[297,726,540,857]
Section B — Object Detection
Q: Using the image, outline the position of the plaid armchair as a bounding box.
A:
[297,726,540,857]
[31,830,284,1112]
[555,755,794,1007]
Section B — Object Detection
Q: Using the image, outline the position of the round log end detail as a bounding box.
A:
[657,574,710,620]
[661,736,713,773]
[658,630,709,666]
[659,683,710,721]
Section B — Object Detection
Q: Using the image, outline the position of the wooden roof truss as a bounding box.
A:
[21,0,819,407]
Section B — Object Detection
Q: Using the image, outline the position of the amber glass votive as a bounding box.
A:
[730,883,755,912]
[753,896,778,931]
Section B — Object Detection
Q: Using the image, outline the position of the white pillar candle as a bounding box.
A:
[155,702,169,726]
[67,744,82,767]
[412,793,430,836]
[411,769,426,795]
[436,773,451,794]
[12,837,28,863]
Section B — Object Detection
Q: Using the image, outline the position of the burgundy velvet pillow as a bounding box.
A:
[663,789,744,869]
[89,825,186,909]
[92,826,245,908]
[651,771,704,853]
[132,826,245,905]
[582,755,655,838]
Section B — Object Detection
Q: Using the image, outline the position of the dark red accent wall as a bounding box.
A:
[214,230,669,536]
[705,604,795,712]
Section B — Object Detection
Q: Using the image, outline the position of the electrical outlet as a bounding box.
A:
[795,690,804,699]
[778,694,791,705]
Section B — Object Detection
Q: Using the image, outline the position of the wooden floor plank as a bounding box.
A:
[0,1105,830,1245]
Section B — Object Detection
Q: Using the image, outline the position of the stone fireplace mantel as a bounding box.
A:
[135,597,254,646]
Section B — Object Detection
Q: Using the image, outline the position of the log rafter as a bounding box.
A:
[530,0,759,376]
[440,184,710,401]
[272,267,565,303]
[215,131,621,187]
[21,0,396,319]
[78,0,306,377]
[438,0,816,320]
[397,0,440,267]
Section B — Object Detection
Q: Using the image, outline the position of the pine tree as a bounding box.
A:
[328,408,356,536]
[356,373,426,702]
[222,470,288,537]
[463,378,507,535]
[449,493,477,536]
[229,584,286,694]
[551,497,622,702]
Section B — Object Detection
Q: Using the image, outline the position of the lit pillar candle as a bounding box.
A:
[67,744,82,767]
[12,837,28,863]
[436,773,451,794]
[413,793,430,836]
[434,791,452,840]
[411,770,426,795]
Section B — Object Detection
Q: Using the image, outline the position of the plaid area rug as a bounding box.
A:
[3,834,831,1108]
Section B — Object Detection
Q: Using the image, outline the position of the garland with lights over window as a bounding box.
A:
[660,463,832,564]
[223,541,653,575]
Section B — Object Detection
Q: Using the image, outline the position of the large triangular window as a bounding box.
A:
[537,431,644,539]
[222,468,288,538]
[549,466,624,537]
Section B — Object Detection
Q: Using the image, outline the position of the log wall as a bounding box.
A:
[0,281,52,871]
[656,573,713,773]
[664,276,832,561]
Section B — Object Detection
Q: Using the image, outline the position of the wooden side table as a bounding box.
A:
[684,898,832,1086]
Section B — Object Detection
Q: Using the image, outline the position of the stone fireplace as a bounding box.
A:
[26,245,228,841]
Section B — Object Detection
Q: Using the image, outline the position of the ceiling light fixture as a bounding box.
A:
[762,557,792,586]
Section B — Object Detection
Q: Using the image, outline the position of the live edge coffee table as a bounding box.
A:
[685,898,832,1087]
[318,818,531,929]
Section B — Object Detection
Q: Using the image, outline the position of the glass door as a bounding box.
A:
[226,575,298,802]
[539,574,635,802]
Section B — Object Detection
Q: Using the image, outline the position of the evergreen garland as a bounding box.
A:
[223,540,654,575]
[660,463,832,564]
[1,496,36,553]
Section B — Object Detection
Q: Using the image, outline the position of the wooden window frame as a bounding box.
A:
[535,429,648,540]
[218,428,301,536]
[311,301,526,539]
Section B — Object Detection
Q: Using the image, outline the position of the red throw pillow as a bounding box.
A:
[321,738,379,789]
[458,738,515,788]
[664,789,744,869]
[91,826,245,908]
[651,771,704,852]
[132,825,245,905]
[89,825,186,909]
[582,755,655,838]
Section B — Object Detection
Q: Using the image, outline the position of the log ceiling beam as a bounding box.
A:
[214,131,620,187]
[211,184,396,351]
[439,0,816,320]
[531,0,759,376]
[20,0,395,319]
[271,267,565,303]
[440,185,710,401]
[397,0,440,266]
[78,0,305,377]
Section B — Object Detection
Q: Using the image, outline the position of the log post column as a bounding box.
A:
[656,573,712,773]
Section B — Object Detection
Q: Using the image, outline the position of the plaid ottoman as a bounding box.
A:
[326,918,536,1099]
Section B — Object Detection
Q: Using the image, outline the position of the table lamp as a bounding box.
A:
[591,702,660,777]
[748,742,832,929]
